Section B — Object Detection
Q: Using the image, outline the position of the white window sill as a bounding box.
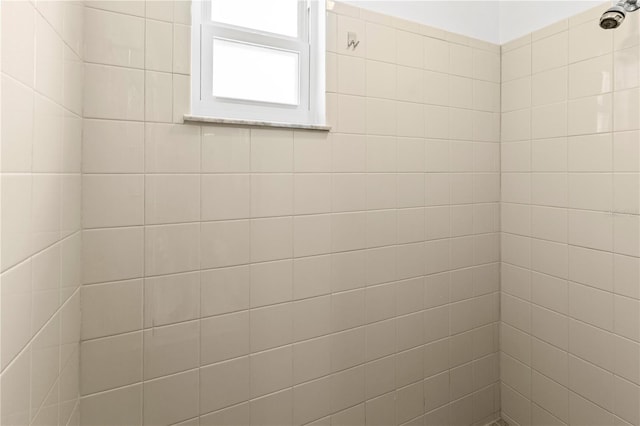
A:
[183,115,331,131]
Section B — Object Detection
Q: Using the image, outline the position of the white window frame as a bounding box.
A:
[191,0,325,126]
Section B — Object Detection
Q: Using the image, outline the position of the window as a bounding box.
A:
[192,0,325,126]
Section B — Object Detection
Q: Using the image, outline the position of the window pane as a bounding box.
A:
[211,0,299,37]
[212,38,300,105]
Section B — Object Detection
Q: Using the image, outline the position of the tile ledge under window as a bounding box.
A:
[183,115,331,131]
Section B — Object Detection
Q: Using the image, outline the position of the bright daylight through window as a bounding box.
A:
[192,0,325,126]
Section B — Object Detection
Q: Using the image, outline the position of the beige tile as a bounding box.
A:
[293,336,331,385]
[173,23,191,74]
[397,30,423,68]
[532,67,568,106]
[614,47,639,91]
[84,63,144,120]
[569,355,615,411]
[201,220,250,269]
[294,131,331,172]
[83,7,144,68]
[82,175,143,228]
[201,174,250,220]
[144,271,200,327]
[145,123,201,173]
[614,87,640,131]
[293,377,332,425]
[250,389,293,426]
[145,223,200,276]
[250,346,293,398]
[82,227,144,284]
[144,70,173,122]
[144,370,199,426]
[366,22,395,62]
[1,0,35,86]
[569,391,615,426]
[337,54,365,96]
[201,311,249,366]
[569,20,613,63]
[424,37,449,73]
[503,44,531,82]
[251,129,293,172]
[250,217,293,262]
[202,127,250,172]
[569,54,613,99]
[251,174,293,218]
[199,403,249,426]
[83,120,144,173]
[250,260,293,308]
[81,280,143,340]
[145,19,172,72]
[1,75,33,172]
[450,43,473,77]
[397,65,423,103]
[200,357,250,413]
[34,14,64,104]
[532,31,568,73]
[1,175,32,271]
[81,332,142,395]
[569,282,614,331]
[293,256,331,299]
[80,385,142,426]
[250,303,292,352]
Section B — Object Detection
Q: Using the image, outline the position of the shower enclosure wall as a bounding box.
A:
[0,1,637,426]
[500,8,640,426]
[79,1,501,424]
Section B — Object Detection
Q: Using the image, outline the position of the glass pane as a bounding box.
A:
[211,0,299,38]
[212,38,300,105]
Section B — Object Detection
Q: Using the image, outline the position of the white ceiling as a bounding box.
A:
[343,0,605,44]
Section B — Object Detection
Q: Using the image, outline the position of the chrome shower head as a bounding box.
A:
[600,0,639,29]
[600,4,626,29]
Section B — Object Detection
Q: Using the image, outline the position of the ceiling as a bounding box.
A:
[343,0,605,44]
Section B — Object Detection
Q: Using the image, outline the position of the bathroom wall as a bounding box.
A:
[500,5,640,426]
[0,1,83,425]
[79,1,501,425]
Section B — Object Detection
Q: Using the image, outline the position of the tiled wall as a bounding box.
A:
[79,1,502,425]
[0,1,83,425]
[499,5,640,426]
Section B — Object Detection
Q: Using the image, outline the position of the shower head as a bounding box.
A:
[600,4,626,29]
[600,0,639,29]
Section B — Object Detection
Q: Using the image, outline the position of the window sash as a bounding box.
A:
[202,0,308,42]
[192,0,325,125]
[201,24,310,109]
